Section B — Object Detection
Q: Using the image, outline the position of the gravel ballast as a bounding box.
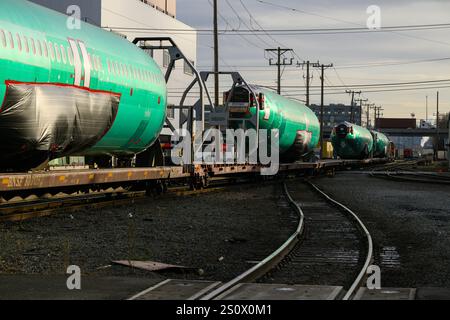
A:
[0,182,297,282]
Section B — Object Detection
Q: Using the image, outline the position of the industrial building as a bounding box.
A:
[309,104,362,129]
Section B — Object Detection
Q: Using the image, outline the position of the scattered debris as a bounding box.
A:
[112,260,190,272]
[225,237,247,244]
[218,256,224,262]
[96,265,112,270]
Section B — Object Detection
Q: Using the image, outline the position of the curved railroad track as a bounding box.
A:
[370,160,450,184]
[196,179,373,300]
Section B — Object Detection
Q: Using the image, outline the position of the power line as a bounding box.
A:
[224,0,275,50]
[241,78,450,89]
[281,84,450,96]
[105,24,450,34]
[253,0,450,46]
[238,0,303,62]
[197,56,450,71]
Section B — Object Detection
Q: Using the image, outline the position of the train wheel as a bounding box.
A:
[361,145,369,159]
[136,140,164,168]
[85,156,112,169]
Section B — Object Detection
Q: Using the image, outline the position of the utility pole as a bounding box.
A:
[435,91,440,160]
[265,47,294,94]
[346,90,361,123]
[426,95,428,123]
[373,106,383,129]
[312,62,333,158]
[355,98,369,126]
[298,61,312,106]
[213,0,219,106]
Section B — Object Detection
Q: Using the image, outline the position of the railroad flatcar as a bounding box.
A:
[226,85,321,162]
[0,0,167,171]
[371,130,390,158]
[331,122,374,159]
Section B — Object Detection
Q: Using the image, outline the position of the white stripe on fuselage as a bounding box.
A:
[68,38,82,87]
[77,41,91,88]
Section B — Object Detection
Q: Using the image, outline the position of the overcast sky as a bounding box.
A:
[177,0,450,121]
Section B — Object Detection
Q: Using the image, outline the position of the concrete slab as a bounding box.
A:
[130,279,221,300]
[416,287,450,300]
[217,283,344,300]
[0,274,161,300]
[353,288,416,300]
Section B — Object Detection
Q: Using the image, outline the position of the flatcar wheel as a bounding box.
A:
[85,156,112,169]
[361,145,369,160]
[136,140,164,168]
[145,180,166,196]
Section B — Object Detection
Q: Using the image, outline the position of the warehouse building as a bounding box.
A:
[309,104,362,130]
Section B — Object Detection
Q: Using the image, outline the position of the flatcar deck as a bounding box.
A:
[0,159,387,192]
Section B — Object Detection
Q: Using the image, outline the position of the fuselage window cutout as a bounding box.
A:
[37,40,42,56]
[55,44,61,62]
[0,30,6,48]
[98,56,103,71]
[16,34,22,52]
[93,55,98,71]
[114,61,118,75]
[88,53,92,69]
[23,35,29,53]
[30,37,36,55]
[8,32,14,49]
[43,40,48,58]
[48,42,55,61]
[68,46,74,65]
[61,45,67,64]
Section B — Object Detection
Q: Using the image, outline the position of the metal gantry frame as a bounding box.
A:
[199,71,262,160]
[133,38,263,169]
[133,37,261,172]
[133,37,212,171]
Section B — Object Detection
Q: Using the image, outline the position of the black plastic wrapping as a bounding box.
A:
[0,82,120,170]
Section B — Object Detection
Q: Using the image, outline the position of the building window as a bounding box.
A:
[184,60,194,76]
[163,49,170,68]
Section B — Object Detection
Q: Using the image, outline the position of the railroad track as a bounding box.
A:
[0,177,276,222]
[370,160,450,184]
[129,179,372,300]
[258,181,372,300]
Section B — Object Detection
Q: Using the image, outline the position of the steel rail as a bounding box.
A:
[0,186,231,223]
[370,160,450,184]
[200,182,305,300]
[307,181,373,300]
